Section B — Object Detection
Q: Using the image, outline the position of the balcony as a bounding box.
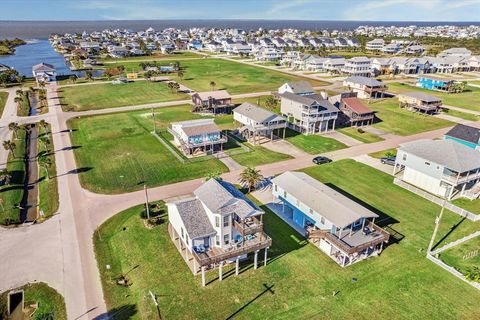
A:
[234,216,264,235]
[442,170,480,185]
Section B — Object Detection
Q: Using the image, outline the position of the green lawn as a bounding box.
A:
[440,236,480,276]
[94,160,480,319]
[68,105,229,194]
[0,283,66,320]
[337,127,384,143]
[451,198,480,215]
[368,98,453,135]
[284,128,347,154]
[388,82,480,112]
[232,95,280,114]
[146,58,328,94]
[98,51,202,63]
[0,91,8,117]
[442,109,480,121]
[59,81,189,111]
[0,129,26,225]
[37,123,58,218]
[17,91,30,116]
[368,148,397,159]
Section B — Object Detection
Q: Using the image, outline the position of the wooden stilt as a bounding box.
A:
[219,261,223,281]
[264,247,268,266]
[235,257,240,275]
[254,250,259,269]
[201,266,206,287]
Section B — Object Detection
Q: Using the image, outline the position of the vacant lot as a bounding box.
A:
[388,82,480,112]
[0,282,66,319]
[337,127,384,143]
[0,91,8,116]
[99,51,202,63]
[59,81,189,111]
[284,129,347,154]
[94,160,480,319]
[368,98,453,136]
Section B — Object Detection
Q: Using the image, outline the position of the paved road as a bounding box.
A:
[1,79,479,320]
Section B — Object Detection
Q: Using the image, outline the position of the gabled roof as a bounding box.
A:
[283,81,314,95]
[279,92,338,113]
[345,76,384,87]
[32,63,55,72]
[342,97,373,115]
[399,139,480,173]
[171,198,216,239]
[194,179,264,219]
[445,124,480,145]
[195,90,231,101]
[272,171,378,228]
[399,92,442,103]
[172,119,221,137]
[234,102,285,123]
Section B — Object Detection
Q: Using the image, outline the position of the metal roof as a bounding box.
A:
[234,102,285,123]
[279,92,338,113]
[398,92,442,103]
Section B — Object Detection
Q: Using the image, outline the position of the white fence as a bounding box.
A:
[431,230,480,255]
[393,178,480,222]
[427,254,480,290]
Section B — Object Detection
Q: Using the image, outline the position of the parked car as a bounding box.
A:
[312,156,332,165]
[380,157,396,165]
[112,77,128,84]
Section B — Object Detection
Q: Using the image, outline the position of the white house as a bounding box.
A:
[32,63,57,83]
[343,76,387,99]
[271,171,389,267]
[167,178,272,285]
[366,38,385,51]
[278,81,315,96]
[342,57,371,77]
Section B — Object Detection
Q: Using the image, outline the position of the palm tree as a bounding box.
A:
[39,137,51,153]
[13,96,22,108]
[0,168,11,185]
[15,89,23,96]
[8,122,20,139]
[239,167,264,192]
[173,82,180,94]
[38,155,52,180]
[69,75,77,83]
[177,70,184,80]
[209,81,216,91]
[3,140,16,158]
[265,96,277,110]
[205,171,222,181]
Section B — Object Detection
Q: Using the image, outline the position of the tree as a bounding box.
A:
[8,122,20,139]
[15,89,23,96]
[177,70,184,80]
[38,155,52,180]
[209,81,216,91]
[39,119,49,133]
[85,70,93,81]
[69,75,78,83]
[239,167,264,192]
[265,96,278,110]
[0,168,11,185]
[173,82,180,94]
[39,137,51,153]
[2,140,16,158]
[13,96,22,107]
[204,171,222,181]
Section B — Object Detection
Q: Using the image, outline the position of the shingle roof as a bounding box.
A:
[445,124,480,145]
[194,179,264,219]
[345,76,384,87]
[399,92,442,103]
[342,97,373,115]
[284,81,314,94]
[173,198,216,239]
[234,102,285,123]
[196,90,231,101]
[279,92,338,113]
[399,139,480,173]
[32,63,55,72]
[272,171,378,228]
[172,119,221,136]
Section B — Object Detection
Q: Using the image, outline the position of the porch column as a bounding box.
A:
[235,257,240,275]
[254,250,259,269]
[283,126,286,139]
[201,266,206,287]
[448,184,455,200]
[338,228,343,239]
[342,254,347,267]
[271,130,273,141]
[219,261,223,281]
[332,119,335,131]
[349,224,353,237]
[461,182,467,196]
[361,218,366,230]
[379,242,384,253]
[264,247,269,266]
[193,259,197,275]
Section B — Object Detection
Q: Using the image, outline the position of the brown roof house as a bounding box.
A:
[191,90,234,114]
[340,94,375,126]
[398,92,442,115]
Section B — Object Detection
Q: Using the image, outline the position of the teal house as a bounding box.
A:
[444,124,480,150]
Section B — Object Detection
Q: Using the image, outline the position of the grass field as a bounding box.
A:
[0,129,26,225]
[451,198,480,215]
[337,127,384,143]
[232,95,280,114]
[388,82,480,112]
[284,129,347,154]
[369,148,397,159]
[59,81,189,111]
[94,160,480,319]
[368,98,453,135]
[440,236,480,276]
[98,51,202,63]
[68,105,230,193]
[0,283,67,319]
[17,91,30,116]
[0,91,8,117]
[442,109,480,121]
[37,123,58,218]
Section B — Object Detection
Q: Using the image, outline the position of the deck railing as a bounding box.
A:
[234,217,264,235]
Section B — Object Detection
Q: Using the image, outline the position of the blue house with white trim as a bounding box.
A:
[271,171,389,267]
[444,124,480,150]
[417,76,454,92]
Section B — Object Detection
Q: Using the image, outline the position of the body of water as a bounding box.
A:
[0,40,103,77]
[0,20,478,39]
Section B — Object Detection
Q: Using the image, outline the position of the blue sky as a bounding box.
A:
[1,0,480,21]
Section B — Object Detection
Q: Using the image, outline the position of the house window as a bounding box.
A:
[274,185,278,192]
[181,227,184,238]
[425,162,430,166]
[321,217,325,225]
[185,234,189,245]
[309,208,313,215]
[224,234,230,245]
[215,216,220,228]
[403,154,407,161]
[215,235,220,246]
[223,215,229,227]
[283,191,287,198]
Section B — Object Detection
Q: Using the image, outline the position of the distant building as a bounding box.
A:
[342,57,371,77]
[191,90,233,114]
[398,92,442,115]
[278,81,315,96]
[32,63,56,83]
[416,76,455,92]
[366,39,385,51]
[437,47,472,58]
[343,76,387,99]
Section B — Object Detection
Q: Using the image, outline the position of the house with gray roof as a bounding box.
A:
[271,171,389,267]
[398,92,443,115]
[444,124,480,150]
[167,179,272,285]
[342,56,371,77]
[233,102,287,144]
[32,63,56,83]
[343,76,387,100]
[278,91,338,134]
[278,81,314,96]
[394,139,480,200]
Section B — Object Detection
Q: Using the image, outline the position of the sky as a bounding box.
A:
[1,0,479,21]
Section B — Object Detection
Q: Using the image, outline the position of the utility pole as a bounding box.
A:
[149,290,162,320]
[144,184,150,220]
[427,200,446,255]
[152,107,157,134]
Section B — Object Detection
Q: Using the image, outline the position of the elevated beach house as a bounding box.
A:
[167,178,272,286]
[191,90,234,114]
[271,171,389,266]
[339,94,375,126]
[32,63,56,83]
[168,119,227,156]
[233,102,287,144]
[397,92,443,115]
[417,76,455,92]
[343,76,387,100]
[444,124,480,150]
[278,81,315,96]
[394,139,480,200]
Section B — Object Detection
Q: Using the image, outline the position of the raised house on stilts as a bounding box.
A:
[191,90,234,114]
[343,76,387,101]
[167,178,272,286]
[339,94,375,126]
[398,92,443,115]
